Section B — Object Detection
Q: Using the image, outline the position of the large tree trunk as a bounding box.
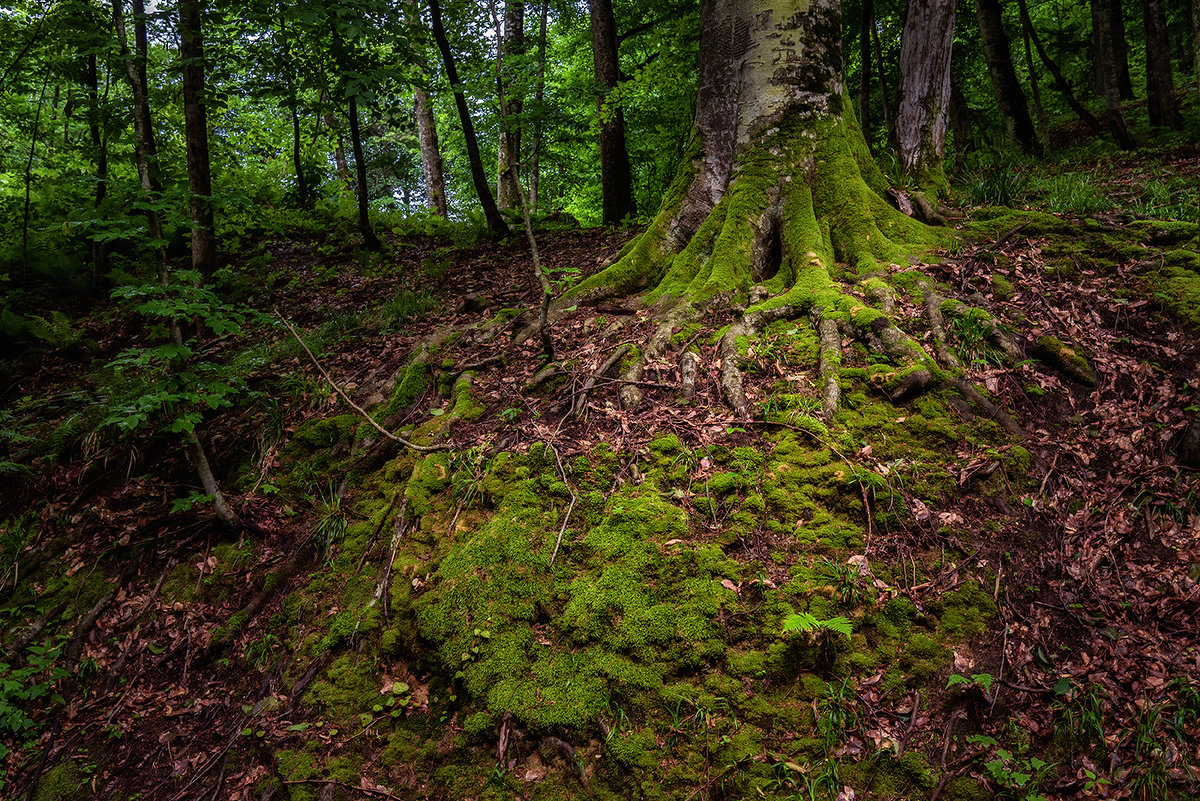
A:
[590,0,636,225]
[1195,0,1200,124]
[895,0,956,195]
[496,0,524,212]
[1142,0,1182,129]
[428,0,510,237]
[542,0,1019,428]
[1091,0,1137,149]
[178,0,216,279]
[975,0,1041,155]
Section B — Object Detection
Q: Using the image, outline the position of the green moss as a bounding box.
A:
[33,761,87,801]
[929,580,997,640]
[383,361,429,418]
[290,414,359,450]
[1032,335,1095,386]
[303,653,379,719]
[991,274,1015,300]
[649,433,683,455]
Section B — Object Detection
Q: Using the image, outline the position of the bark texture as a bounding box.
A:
[1091,0,1132,100]
[590,0,637,225]
[895,0,956,194]
[414,89,448,216]
[857,0,872,146]
[179,0,216,278]
[497,0,524,212]
[529,0,549,211]
[1142,0,1182,129]
[1091,0,1136,149]
[975,0,1041,155]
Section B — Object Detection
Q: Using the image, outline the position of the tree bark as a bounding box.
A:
[178,0,216,279]
[975,0,1041,155]
[408,0,447,216]
[428,0,511,237]
[329,21,381,251]
[529,0,549,212]
[86,52,110,283]
[895,0,956,195]
[590,0,637,225]
[413,89,448,216]
[1142,0,1182,128]
[496,0,525,212]
[278,2,310,207]
[347,95,382,250]
[858,0,873,148]
[1195,0,1200,124]
[1019,10,1046,137]
[22,66,50,281]
[1091,0,1137,149]
[871,18,893,145]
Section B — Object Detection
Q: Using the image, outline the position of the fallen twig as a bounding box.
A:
[275,311,451,452]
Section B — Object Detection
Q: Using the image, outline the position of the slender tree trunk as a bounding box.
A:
[22,66,50,281]
[949,73,970,173]
[975,0,1041,155]
[590,0,637,225]
[1014,0,1102,135]
[113,0,238,529]
[347,95,381,250]
[407,0,447,216]
[329,22,381,250]
[1143,0,1182,128]
[895,0,956,195]
[278,3,310,207]
[1019,13,1046,137]
[529,0,549,212]
[871,18,894,142]
[413,89,448,216]
[1109,0,1133,100]
[496,0,525,212]
[179,0,216,279]
[858,0,873,148]
[428,0,511,237]
[87,53,110,283]
[1092,0,1137,149]
[1195,0,1200,124]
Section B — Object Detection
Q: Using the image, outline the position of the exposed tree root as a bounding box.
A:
[719,303,798,419]
[575,343,631,417]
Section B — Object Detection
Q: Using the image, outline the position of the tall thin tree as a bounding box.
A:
[1142,0,1182,128]
[895,0,957,195]
[179,0,216,278]
[590,0,636,225]
[975,0,1041,155]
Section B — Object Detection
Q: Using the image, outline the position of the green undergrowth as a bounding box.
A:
[266,365,1023,799]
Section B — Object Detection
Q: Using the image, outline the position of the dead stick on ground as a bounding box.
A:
[282,779,405,800]
[548,444,577,567]
[275,311,450,453]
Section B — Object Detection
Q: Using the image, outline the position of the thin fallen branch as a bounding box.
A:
[282,779,405,800]
[275,311,450,452]
[548,444,577,567]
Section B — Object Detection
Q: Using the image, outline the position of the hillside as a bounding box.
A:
[3,142,1200,801]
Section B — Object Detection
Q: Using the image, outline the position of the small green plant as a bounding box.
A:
[817,679,859,747]
[968,735,1055,801]
[1051,679,1106,744]
[314,483,348,560]
[450,447,490,509]
[1129,757,1168,801]
[497,406,521,424]
[817,558,871,609]
[948,309,1003,366]
[966,154,1030,207]
[0,637,70,762]
[782,612,853,638]
[948,672,996,700]
[377,286,437,332]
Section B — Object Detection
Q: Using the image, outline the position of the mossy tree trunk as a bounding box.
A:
[546,0,1021,433]
[566,0,933,310]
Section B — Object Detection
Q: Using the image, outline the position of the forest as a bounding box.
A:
[1,0,1200,797]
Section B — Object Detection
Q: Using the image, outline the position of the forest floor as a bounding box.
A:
[3,138,1200,801]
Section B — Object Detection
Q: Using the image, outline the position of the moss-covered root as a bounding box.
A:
[620,301,695,409]
[719,303,799,418]
[940,297,1021,364]
[918,279,964,370]
[917,280,1025,437]
[814,312,841,419]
